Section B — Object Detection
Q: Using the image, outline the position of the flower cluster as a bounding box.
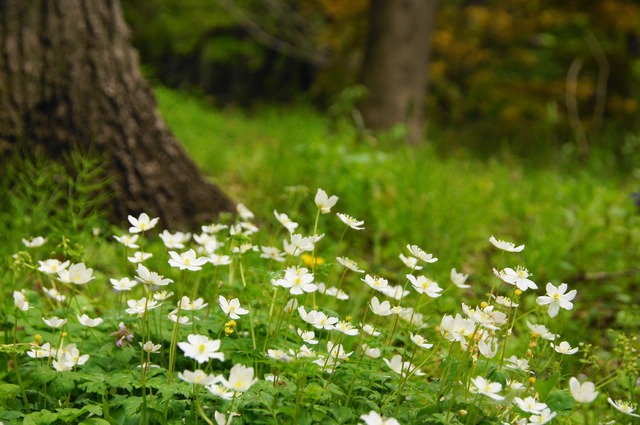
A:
[8,191,636,424]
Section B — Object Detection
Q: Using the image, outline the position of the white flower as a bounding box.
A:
[440,313,476,346]
[290,345,315,359]
[178,369,217,385]
[236,203,254,220]
[317,283,349,300]
[135,264,173,286]
[42,287,66,302]
[113,234,139,248]
[13,290,31,311]
[489,235,524,252]
[37,259,70,275]
[551,341,578,355]
[380,284,410,301]
[27,342,52,359]
[140,341,162,353]
[274,210,299,233]
[495,266,537,291]
[260,246,286,262]
[536,282,577,318]
[569,377,598,403]
[273,266,317,295]
[407,274,442,298]
[514,396,547,414]
[52,343,89,371]
[201,223,228,234]
[298,307,338,330]
[409,332,433,349]
[283,298,299,313]
[526,322,558,341]
[43,316,67,328]
[168,249,208,271]
[267,349,293,362]
[57,263,95,285]
[505,355,530,372]
[362,344,381,359]
[125,297,160,315]
[336,213,365,230]
[297,329,318,345]
[22,236,47,248]
[369,296,393,316]
[178,334,224,364]
[177,296,208,311]
[127,251,152,263]
[492,295,519,308]
[462,303,507,331]
[469,376,504,401]
[213,411,239,425]
[77,314,103,327]
[207,384,235,401]
[220,363,258,392]
[399,253,423,270]
[359,410,400,425]
[284,233,318,255]
[383,354,423,377]
[219,296,249,319]
[528,408,557,424]
[110,277,138,291]
[450,268,470,288]
[153,290,174,301]
[168,312,191,325]
[193,232,220,253]
[128,213,159,233]
[159,230,191,249]
[209,254,232,266]
[336,256,364,273]
[361,324,381,336]
[362,274,389,293]
[607,398,640,417]
[406,244,437,263]
[335,321,359,336]
[315,188,338,214]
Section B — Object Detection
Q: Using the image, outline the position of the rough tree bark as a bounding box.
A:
[360,0,438,144]
[0,0,235,229]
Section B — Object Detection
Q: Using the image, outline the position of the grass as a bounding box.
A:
[0,87,639,424]
[155,87,640,327]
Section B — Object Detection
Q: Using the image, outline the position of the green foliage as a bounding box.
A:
[2,86,640,423]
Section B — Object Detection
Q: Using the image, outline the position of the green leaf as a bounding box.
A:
[545,389,574,412]
[23,409,59,425]
[55,407,82,422]
[533,372,560,400]
[329,405,354,423]
[0,382,21,400]
[49,374,76,398]
[32,369,58,385]
[79,419,111,425]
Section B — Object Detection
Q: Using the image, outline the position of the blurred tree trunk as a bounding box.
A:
[0,0,235,229]
[360,0,438,144]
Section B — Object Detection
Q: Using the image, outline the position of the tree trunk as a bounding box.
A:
[360,0,438,144]
[0,0,236,230]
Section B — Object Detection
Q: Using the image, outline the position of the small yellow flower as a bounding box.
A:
[515,289,522,296]
[345,315,352,322]
[224,327,235,336]
[34,334,42,343]
[529,377,536,384]
[480,302,488,309]
[301,254,325,267]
